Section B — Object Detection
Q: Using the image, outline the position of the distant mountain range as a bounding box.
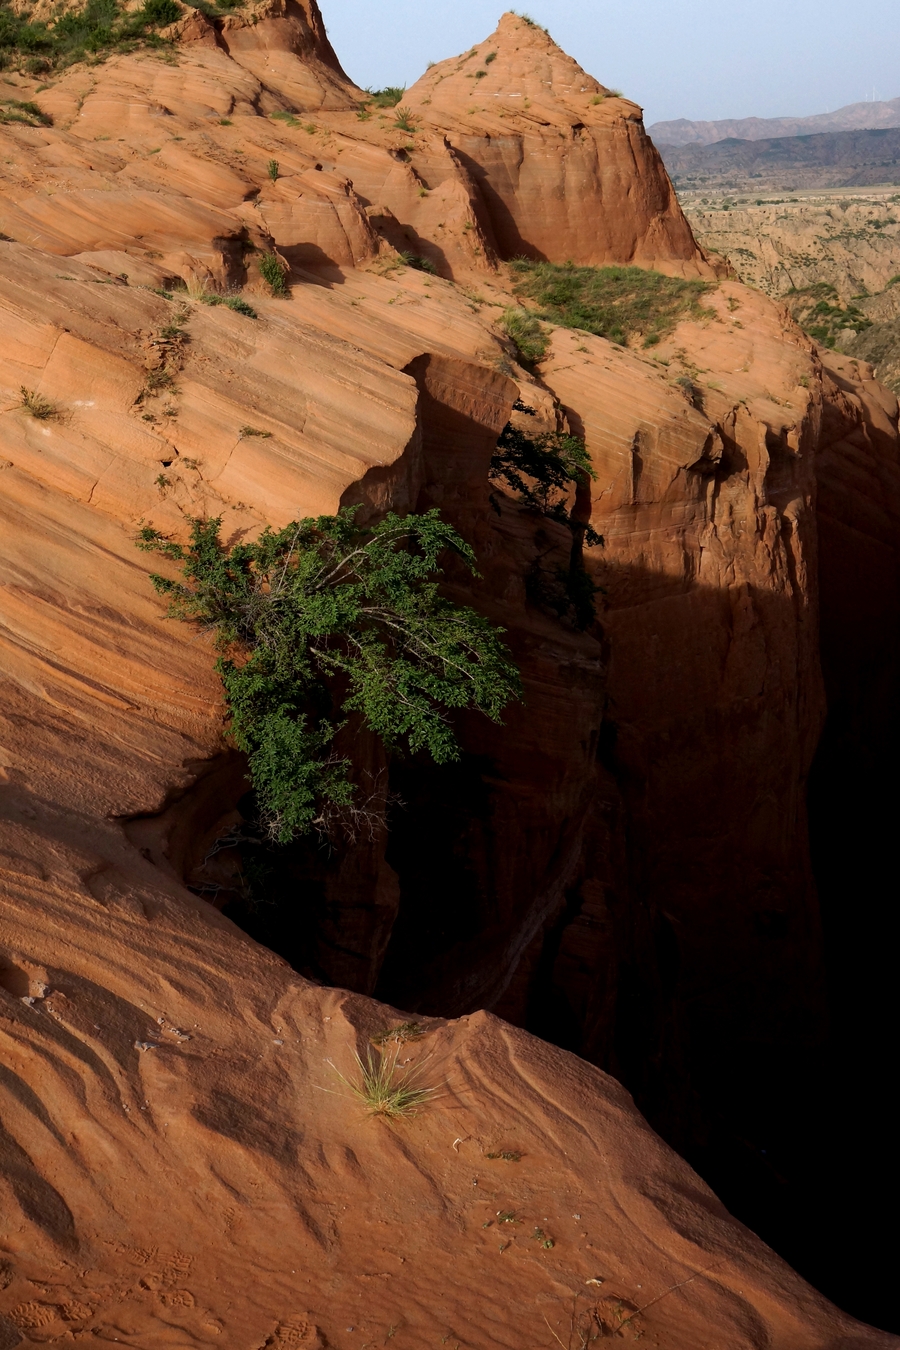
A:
[658,126,900,192]
[649,97,900,147]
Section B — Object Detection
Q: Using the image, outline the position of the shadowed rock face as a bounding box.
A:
[1,3,900,1344]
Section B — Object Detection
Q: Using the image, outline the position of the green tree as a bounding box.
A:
[138,508,520,842]
[489,411,603,630]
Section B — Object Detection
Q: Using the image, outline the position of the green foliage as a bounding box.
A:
[367,86,405,108]
[484,51,497,63]
[509,259,711,347]
[258,250,288,296]
[498,308,548,362]
[202,293,258,318]
[786,282,871,348]
[0,98,51,125]
[183,0,242,15]
[138,507,520,842]
[397,250,437,274]
[490,410,603,629]
[269,109,300,127]
[393,105,417,132]
[141,0,179,24]
[267,158,279,181]
[0,0,182,71]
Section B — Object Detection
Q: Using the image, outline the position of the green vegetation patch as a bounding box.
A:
[258,250,288,296]
[182,0,244,17]
[509,259,712,347]
[138,508,521,843]
[844,318,900,395]
[397,250,437,274]
[787,283,871,348]
[201,293,258,318]
[498,308,548,362]
[489,407,603,630]
[392,105,417,132]
[0,0,182,72]
[0,97,51,125]
[367,86,405,108]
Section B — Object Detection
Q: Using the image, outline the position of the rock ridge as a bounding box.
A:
[0,1,899,1342]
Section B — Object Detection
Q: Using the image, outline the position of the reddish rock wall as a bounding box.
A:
[1,2,899,1340]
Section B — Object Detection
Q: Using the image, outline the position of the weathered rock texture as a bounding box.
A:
[402,12,712,275]
[682,191,900,301]
[1,4,899,1345]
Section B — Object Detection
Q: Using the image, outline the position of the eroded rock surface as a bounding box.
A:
[1,4,899,1345]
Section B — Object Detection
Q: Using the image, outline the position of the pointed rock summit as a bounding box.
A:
[406,9,620,128]
[404,12,711,273]
[194,0,365,109]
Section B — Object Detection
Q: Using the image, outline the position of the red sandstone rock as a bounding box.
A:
[1,4,899,1346]
[403,12,713,275]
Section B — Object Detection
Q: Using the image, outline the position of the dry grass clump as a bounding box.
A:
[19,386,56,418]
[332,1046,434,1119]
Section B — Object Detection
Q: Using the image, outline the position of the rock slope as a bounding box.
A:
[1,4,899,1346]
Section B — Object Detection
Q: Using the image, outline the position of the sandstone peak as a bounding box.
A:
[405,9,640,131]
[190,0,365,110]
[2,5,898,1345]
[401,12,706,273]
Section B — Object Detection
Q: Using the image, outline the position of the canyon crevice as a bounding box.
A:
[1,5,899,1346]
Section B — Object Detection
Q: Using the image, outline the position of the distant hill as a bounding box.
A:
[649,96,900,147]
[658,126,900,192]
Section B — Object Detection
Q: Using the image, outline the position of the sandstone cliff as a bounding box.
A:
[1,4,899,1345]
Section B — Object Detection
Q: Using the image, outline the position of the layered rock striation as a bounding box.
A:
[1,4,899,1345]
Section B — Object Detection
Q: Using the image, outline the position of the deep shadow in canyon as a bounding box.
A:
[146,347,900,1331]
[208,550,900,1334]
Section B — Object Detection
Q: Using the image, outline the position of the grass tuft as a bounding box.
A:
[497,307,548,362]
[367,86,405,108]
[19,386,56,418]
[258,251,288,296]
[333,1047,435,1119]
[509,259,711,347]
[397,249,438,274]
[202,293,258,318]
[372,1021,426,1046]
[393,105,417,133]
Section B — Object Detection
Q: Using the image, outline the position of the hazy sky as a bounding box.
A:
[323,0,900,126]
